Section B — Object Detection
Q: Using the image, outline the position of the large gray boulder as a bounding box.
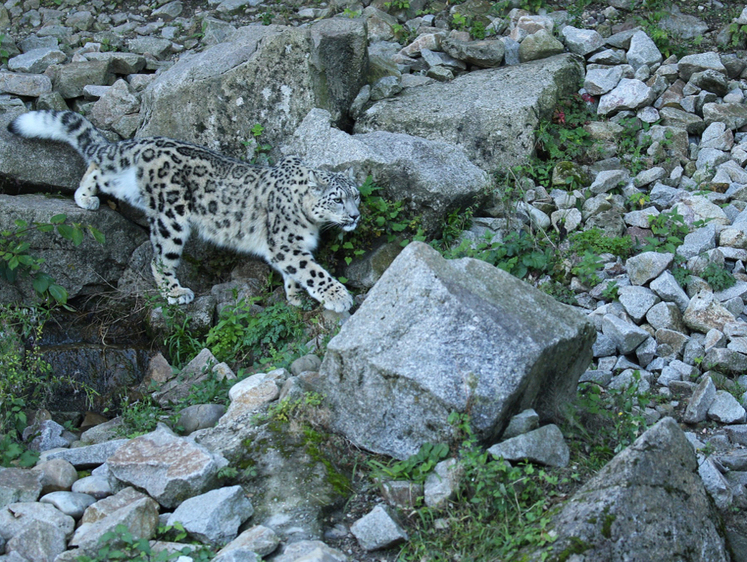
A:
[282,109,491,232]
[0,101,85,192]
[139,21,367,160]
[534,417,729,561]
[353,54,584,171]
[106,424,227,509]
[193,412,347,542]
[0,194,147,303]
[318,242,595,459]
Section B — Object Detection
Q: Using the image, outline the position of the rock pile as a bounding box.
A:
[4,0,747,559]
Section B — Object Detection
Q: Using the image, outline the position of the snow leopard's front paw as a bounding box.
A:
[167,287,195,305]
[322,285,354,313]
[75,191,100,211]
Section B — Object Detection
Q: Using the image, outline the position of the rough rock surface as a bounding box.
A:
[319,241,595,459]
[537,418,728,561]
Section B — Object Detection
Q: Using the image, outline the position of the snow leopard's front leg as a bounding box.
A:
[74,162,101,210]
[274,251,353,313]
[148,215,195,305]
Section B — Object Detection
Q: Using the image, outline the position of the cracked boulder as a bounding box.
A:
[318,242,595,459]
[528,417,729,561]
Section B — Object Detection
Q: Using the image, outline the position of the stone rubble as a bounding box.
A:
[3,0,747,559]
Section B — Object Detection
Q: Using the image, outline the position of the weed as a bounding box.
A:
[397,413,557,560]
[441,230,554,281]
[321,176,424,275]
[384,0,410,10]
[116,396,169,438]
[368,442,449,484]
[568,228,633,260]
[616,117,655,176]
[534,94,597,174]
[563,372,651,474]
[729,21,747,48]
[601,280,620,301]
[0,305,96,453]
[700,262,736,292]
[540,280,578,305]
[260,9,274,25]
[643,208,689,253]
[0,34,8,65]
[241,123,273,165]
[205,297,307,367]
[571,251,604,288]
[75,523,214,562]
[0,398,39,467]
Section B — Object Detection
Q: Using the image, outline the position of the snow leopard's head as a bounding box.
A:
[308,169,361,232]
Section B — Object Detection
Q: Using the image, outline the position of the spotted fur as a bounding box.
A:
[8,110,360,312]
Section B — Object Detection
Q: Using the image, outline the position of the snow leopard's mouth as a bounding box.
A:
[341,217,359,232]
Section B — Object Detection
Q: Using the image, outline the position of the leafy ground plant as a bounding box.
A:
[397,414,558,561]
[368,442,449,484]
[75,523,214,562]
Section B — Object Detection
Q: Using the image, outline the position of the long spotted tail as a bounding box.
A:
[7,110,108,162]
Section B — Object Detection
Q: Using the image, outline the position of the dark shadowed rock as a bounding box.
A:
[533,417,728,562]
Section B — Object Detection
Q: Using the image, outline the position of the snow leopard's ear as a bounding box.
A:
[307,170,324,195]
[345,167,355,181]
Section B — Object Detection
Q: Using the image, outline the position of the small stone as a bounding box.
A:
[423,458,463,509]
[350,505,408,551]
[626,252,674,286]
[488,424,569,468]
[708,391,747,424]
[684,375,717,424]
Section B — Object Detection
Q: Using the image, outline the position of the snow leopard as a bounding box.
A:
[8,110,361,312]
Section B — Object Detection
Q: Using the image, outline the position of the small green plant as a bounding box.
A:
[117,396,167,438]
[534,93,597,175]
[397,413,558,560]
[452,13,468,31]
[0,305,96,460]
[700,262,736,292]
[571,251,604,288]
[342,7,361,17]
[259,392,324,425]
[384,0,410,10]
[616,117,656,176]
[204,297,307,367]
[564,372,651,475]
[568,228,633,260]
[0,34,8,65]
[729,21,747,48]
[441,230,554,281]
[643,208,689,253]
[0,398,39,467]
[260,9,274,25]
[368,442,449,484]
[75,523,214,561]
[601,280,620,301]
[322,176,424,274]
[242,123,273,165]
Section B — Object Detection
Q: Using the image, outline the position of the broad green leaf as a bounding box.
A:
[89,226,106,244]
[56,224,74,240]
[71,227,84,246]
[50,214,67,224]
[48,284,68,304]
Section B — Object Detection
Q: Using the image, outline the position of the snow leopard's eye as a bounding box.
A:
[333,195,343,204]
